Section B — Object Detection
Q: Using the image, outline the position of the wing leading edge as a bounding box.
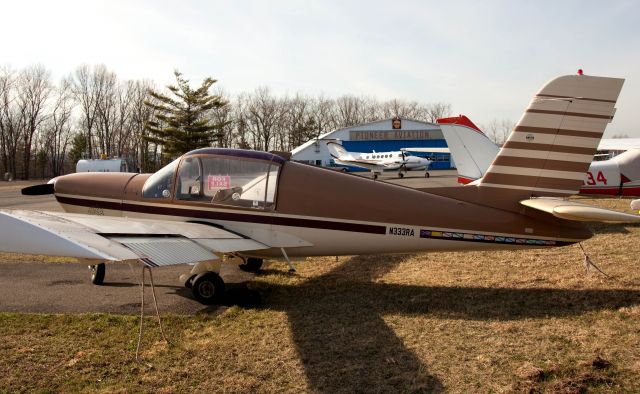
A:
[0,210,271,267]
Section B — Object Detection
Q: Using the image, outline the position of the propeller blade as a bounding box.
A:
[21,183,54,196]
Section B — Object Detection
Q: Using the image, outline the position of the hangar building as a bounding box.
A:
[291,117,452,170]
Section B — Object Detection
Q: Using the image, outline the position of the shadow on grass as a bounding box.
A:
[166,253,640,392]
[257,254,640,393]
[587,222,636,235]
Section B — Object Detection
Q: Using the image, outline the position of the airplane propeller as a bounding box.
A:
[21,183,54,196]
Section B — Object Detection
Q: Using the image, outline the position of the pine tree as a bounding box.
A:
[68,132,88,165]
[144,71,228,159]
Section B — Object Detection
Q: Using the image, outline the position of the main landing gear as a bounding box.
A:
[190,272,226,304]
[182,257,265,305]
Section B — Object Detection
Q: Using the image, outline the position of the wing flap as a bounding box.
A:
[520,198,640,223]
[194,238,268,253]
[107,236,218,267]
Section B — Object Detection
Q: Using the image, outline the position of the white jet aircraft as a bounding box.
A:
[326,142,447,179]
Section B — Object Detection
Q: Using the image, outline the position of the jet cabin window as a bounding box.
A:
[176,155,279,209]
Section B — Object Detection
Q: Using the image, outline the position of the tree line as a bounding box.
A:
[1,63,457,180]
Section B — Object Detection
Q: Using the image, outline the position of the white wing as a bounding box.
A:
[0,210,271,267]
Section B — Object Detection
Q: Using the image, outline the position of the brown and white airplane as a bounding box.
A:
[1,73,638,304]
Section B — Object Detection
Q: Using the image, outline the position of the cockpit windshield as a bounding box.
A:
[142,158,180,199]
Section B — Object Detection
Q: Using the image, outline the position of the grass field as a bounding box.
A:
[1,197,639,392]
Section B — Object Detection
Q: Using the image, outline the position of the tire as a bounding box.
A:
[184,274,197,289]
[90,263,105,285]
[239,258,263,273]
[399,172,404,178]
[425,172,430,178]
[192,272,225,305]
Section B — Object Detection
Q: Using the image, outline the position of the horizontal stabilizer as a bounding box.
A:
[520,198,640,223]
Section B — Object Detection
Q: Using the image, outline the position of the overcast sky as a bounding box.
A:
[2,0,639,136]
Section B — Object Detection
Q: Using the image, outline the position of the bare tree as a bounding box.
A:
[41,78,75,176]
[0,67,26,178]
[378,99,422,120]
[482,118,514,145]
[334,95,365,128]
[127,80,155,172]
[231,95,251,149]
[208,87,234,148]
[71,64,115,158]
[310,96,336,138]
[18,65,52,179]
[244,87,284,151]
[282,93,316,151]
[91,67,119,156]
[420,102,452,123]
[0,66,15,176]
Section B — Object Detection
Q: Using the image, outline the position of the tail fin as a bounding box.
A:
[479,74,624,197]
[437,115,500,184]
[326,141,351,161]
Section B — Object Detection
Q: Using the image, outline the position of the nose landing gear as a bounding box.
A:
[89,263,105,285]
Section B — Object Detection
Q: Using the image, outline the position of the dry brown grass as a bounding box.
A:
[1,197,640,392]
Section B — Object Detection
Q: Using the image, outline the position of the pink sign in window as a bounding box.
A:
[208,175,231,190]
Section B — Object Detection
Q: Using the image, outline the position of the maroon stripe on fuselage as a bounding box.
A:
[535,94,617,103]
[525,109,612,119]
[55,195,387,235]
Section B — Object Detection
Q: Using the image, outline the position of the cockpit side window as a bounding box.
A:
[200,156,280,210]
[142,158,180,199]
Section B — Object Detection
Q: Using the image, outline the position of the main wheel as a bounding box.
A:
[240,257,263,273]
[399,172,404,178]
[192,272,225,305]
[425,172,430,178]
[90,263,105,285]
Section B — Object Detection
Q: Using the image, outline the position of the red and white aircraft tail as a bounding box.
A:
[437,115,499,184]
[580,149,640,196]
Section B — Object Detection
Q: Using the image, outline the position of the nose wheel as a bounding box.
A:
[89,263,105,285]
